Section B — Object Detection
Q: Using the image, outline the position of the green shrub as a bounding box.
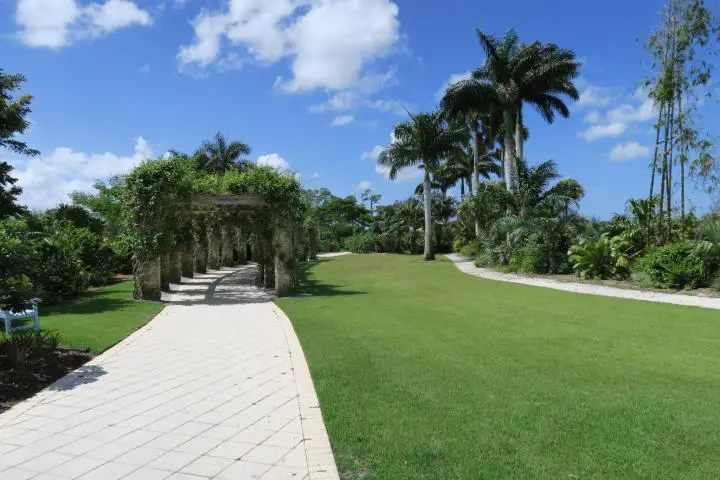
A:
[344,233,377,253]
[642,242,717,289]
[568,234,631,280]
[475,250,494,268]
[510,244,545,274]
[459,242,477,259]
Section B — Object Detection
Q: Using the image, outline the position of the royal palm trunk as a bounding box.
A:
[515,105,524,167]
[471,126,482,240]
[423,169,434,261]
[503,109,517,191]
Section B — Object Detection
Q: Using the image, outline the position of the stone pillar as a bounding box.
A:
[169,248,182,283]
[221,227,234,267]
[264,257,275,289]
[254,239,265,286]
[194,243,207,274]
[275,215,296,296]
[134,256,161,300]
[181,247,194,278]
[235,227,247,265]
[160,254,171,291]
[207,226,221,270]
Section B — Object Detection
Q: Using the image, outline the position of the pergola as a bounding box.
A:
[133,193,296,301]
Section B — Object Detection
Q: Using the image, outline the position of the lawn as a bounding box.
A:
[276,254,720,479]
[40,280,164,353]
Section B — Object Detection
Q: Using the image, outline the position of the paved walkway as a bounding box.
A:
[447,253,720,310]
[0,265,339,480]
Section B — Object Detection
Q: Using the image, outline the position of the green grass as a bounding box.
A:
[276,254,720,479]
[39,281,164,353]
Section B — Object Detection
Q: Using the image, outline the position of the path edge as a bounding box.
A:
[446,253,720,310]
[272,305,340,480]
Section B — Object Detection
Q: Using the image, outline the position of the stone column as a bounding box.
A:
[207,225,221,270]
[221,226,234,267]
[254,238,265,286]
[160,254,171,291]
[169,248,182,283]
[194,243,207,274]
[235,227,247,265]
[275,215,296,296]
[134,256,161,300]
[264,256,275,289]
[181,246,194,278]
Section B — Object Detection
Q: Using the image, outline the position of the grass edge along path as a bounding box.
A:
[276,254,720,479]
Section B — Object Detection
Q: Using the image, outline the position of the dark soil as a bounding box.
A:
[0,346,93,414]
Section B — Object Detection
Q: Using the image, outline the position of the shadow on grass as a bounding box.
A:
[42,290,139,316]
[295,260,365,298]
[48,364,106,391]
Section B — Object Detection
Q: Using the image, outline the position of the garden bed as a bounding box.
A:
[0,344,93,414]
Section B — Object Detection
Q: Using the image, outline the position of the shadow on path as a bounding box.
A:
[162,265,275,306]
[48,365,106,391]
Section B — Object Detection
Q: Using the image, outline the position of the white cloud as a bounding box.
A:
[576,82,616,108]
[15,0,151,49]
[434,71,471,101]
[577,88,657,141]
[608,141,650,162]
[139,63,150,74]
[9,137,153,209]
[361,145,384,161]
[178,0,400,94]
[331,115,355,127]
[310,171,320,180]
[358,180,372,190]
[375,164,422,182]
[256,153,289,171]
[309,94,407,116]
[577,123,627,141]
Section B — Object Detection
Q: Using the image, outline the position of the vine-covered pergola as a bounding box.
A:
[123,156,302,300]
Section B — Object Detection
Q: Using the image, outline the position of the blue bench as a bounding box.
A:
[0,300,40,334]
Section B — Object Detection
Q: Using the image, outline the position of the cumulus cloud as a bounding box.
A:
[608,141,650,162]
[575,79,617,108]
[9,137,153,209]
[375,164,422,182]
[361,145,384,161]
[257,153,290,171]
[15,0,151,49]
[309,94,407,116]
[577,88,657,141]
[331,115,355,127]
[310,171,321,180]
[178,0,401,94]
[358,180,373,190]
[434,71,472,101]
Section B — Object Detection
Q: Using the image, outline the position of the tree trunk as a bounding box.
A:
[181,247,194,278]
[275,214,296,295]
[649,101,664,211]
[422,169,434,261]
[134,255,161,301]
[515,105,523,167]
[503,108,517,191]
[207,226,221,270]
[471,126,482,240]
[160,254,171,291]
[169,248,182,283]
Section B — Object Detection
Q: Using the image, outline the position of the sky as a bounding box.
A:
[1,0,717,218]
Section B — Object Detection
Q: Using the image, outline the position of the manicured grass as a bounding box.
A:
[39,281,164,353]
[276,254,720,479]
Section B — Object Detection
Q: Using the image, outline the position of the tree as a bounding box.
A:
[196,132,252,173]
[0,161,25,219]
[442,30,579,191]
[1,69,38,219]
[645,0,718,236]
[360,188,382,215]
[378,111,466,260]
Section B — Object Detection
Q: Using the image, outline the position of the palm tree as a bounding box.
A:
[442,30,580,191]
[378,111,466,260]
[197,132,252,173]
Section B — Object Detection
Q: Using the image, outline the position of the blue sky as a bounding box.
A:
[1,0,715,217]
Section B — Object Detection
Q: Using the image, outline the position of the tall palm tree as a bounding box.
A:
[442,30,580,191]
[378,111,466,260]
[197,132,252,173]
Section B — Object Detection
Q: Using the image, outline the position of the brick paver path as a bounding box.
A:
[0,265,339,480]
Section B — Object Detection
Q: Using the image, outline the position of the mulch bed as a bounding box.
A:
[0,346,93,414]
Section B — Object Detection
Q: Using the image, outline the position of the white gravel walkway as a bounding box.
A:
[0,265,339,480]
[447,253,720,310]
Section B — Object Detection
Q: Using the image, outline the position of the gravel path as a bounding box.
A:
[0,265,339,480]
[447,253,720,310]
